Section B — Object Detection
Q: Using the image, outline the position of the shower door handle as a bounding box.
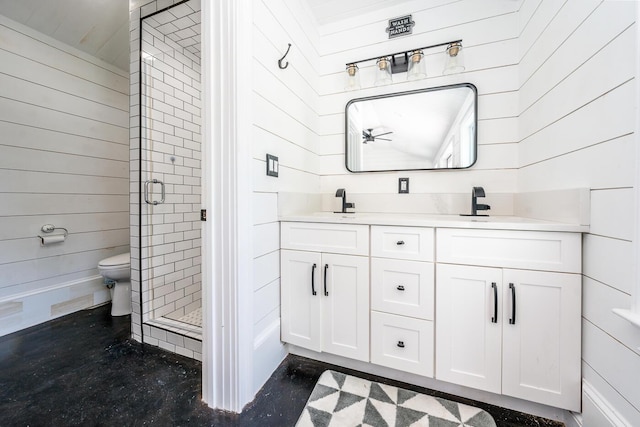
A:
[144,179,165,205]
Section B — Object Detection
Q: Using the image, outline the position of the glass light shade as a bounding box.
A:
[407,50,427,81]
[374,57,393,86]
[344,64,361,91]
[443,42,465,75]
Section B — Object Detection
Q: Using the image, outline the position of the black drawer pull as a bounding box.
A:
[396,240,405,245]
[491,282,497,323]
[397,341,405,348]
[509,283,516,325]
[396,285,405,291]
[311,263,317,296]
[324,264,329,296]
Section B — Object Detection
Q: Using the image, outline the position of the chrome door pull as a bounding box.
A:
[144,179,165,205]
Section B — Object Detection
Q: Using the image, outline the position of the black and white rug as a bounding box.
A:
[296,370,496,427]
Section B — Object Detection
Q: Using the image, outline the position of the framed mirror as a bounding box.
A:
[345,83,477,172]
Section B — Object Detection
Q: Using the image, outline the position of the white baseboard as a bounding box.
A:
[253,319,286,395]
[0,276,110,337]
[582,380,631,427]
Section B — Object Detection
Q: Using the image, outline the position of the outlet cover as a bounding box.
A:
[399,178,409,193]
[266,154,279,177]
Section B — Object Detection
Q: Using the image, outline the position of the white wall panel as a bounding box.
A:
[520,1,626,109]
[583,363,640,426]
[582,320,640,413]
[0,15,129,335]
[0,15,128,93]
[316,0,519,198]
[518,134,633,192]
[590,188,634,242]
[253,251,280,292]
[518,1,639,424]
[520,26,634,139]
[583,234,634,295]
[520,82,634,167]
[583,277,640,357]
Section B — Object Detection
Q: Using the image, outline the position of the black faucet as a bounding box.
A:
[471,186,490,216]
[334,188,355,213]
[461,186,491,216]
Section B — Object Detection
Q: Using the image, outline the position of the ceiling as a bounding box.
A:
[0,0,129,71]
[0,0,415,72]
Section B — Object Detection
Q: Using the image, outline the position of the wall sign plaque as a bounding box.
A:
[386,15,415,39]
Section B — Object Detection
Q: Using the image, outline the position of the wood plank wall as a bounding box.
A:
[518,1,640,425]
[0,15,129,335]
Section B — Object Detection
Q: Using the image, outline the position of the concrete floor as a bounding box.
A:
[0,304,564,426]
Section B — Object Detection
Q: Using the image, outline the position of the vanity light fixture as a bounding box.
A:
[407,49,427,81]
[345,63,361,91]
[344,39,464,87]
[443,41,465,75]
[374,57,393,86]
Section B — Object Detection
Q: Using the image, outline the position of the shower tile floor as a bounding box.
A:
[0,304,565,426]
[177,307,202,327]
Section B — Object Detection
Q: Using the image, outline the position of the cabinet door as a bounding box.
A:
[435,264,502,393]
[280,250,322,352]
[502,269,581,411]
[321,253,370,361]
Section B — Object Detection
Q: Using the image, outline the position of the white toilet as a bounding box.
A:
[98,252,132,316]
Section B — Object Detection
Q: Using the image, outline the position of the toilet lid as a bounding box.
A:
[99,252,130,268]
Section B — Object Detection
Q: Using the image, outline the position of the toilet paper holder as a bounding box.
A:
[38,224,68,245]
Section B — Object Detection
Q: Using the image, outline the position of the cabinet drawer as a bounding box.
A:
[371,226,434,261]
[371,258,434,320]
[371,311,433,377]
[281,222,369,256]
[436,228,581,273]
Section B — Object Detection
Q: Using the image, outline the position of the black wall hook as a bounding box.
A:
[278,43,292,69]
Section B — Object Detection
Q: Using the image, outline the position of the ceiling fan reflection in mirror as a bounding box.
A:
[362,128,393,143]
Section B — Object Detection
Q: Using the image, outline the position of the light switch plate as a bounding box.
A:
[399,177,409,193]
[266,154,279,177]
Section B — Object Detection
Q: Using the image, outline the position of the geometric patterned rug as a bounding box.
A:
[296,370,497,427]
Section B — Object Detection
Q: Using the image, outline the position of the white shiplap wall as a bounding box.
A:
[518,1,640,425]
[250,0,322,393]
[315,0,520,198]
[0,15,130,336]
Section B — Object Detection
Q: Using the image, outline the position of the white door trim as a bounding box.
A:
[201,0,254,412]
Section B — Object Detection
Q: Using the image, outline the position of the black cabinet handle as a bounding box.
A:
[491,282,497,323]
[397,285,405,291]
[397,341,405,348]
[509,283,516,325]
[396,240,405,245]
[311,263,317,296]
[324,264,329,296]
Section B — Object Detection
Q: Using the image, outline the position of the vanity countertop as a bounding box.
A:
[279,212,589,233]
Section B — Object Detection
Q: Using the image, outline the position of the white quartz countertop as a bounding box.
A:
[279,212,589,233]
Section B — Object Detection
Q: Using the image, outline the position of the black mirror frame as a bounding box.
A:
[344,82,478,173]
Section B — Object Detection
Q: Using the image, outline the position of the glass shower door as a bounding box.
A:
[140,0,202,336]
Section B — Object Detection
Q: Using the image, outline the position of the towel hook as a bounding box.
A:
[278,43,292,69]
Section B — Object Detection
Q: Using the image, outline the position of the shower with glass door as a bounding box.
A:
[139,0,203,342]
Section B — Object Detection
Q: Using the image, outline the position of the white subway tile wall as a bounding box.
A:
[130,0,202,358]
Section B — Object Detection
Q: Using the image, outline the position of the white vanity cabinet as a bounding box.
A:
[280,222,370,362]
[435,228,582,412]
[370,226,435,377]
